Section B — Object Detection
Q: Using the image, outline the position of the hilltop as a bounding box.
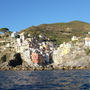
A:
[20,21,90,44]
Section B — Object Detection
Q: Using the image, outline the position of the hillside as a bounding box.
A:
[20,21,90,44]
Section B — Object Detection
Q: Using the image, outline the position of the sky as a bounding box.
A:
[0,0,90,32]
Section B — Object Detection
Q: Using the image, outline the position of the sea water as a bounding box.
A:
[0,70,90,90]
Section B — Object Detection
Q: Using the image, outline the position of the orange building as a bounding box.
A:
[31,52,45,65]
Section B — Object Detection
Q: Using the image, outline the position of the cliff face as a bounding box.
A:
[53,47,90,67]
[0,48,15,64]
[52,38,90,68]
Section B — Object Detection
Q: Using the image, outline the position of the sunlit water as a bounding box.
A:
[0,70,90,90]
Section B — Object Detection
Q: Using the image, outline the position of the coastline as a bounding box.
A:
[0,65,88,71]
[0,30,90,71]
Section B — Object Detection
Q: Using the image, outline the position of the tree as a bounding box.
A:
[0,28,9,33]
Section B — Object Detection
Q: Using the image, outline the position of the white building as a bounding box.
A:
[71,36,78,41]
[11,32,18,38]
[19,32,27,41]
[88,32,90,34]
[85,37,90,47]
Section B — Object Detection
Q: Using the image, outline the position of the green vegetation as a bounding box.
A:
[20,21,90,45]
[0,28,9,33]
[85,48,90,55]
[72,40,78,44]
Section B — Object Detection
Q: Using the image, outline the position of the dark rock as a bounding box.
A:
[1,55,6,63]
[8,53,23,67]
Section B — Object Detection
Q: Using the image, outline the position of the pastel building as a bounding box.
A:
[71,36,78,41]
[11,32,18,38]
[85,37,90,47]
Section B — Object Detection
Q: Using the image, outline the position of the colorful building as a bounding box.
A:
[85,37,90,47]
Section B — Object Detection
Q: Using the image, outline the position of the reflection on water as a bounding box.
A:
[0,70,90,90]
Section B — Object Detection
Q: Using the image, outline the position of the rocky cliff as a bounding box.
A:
[0,21,90,70]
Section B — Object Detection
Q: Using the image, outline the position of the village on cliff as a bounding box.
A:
[0,31,90,70]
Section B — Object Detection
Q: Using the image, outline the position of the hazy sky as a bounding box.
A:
[0,0,89,31]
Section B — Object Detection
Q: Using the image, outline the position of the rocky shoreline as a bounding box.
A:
[0,64,88,71]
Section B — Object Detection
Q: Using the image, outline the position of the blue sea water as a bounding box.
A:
[0,70,90,90]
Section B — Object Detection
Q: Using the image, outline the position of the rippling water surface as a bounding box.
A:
[0,70,90,90]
